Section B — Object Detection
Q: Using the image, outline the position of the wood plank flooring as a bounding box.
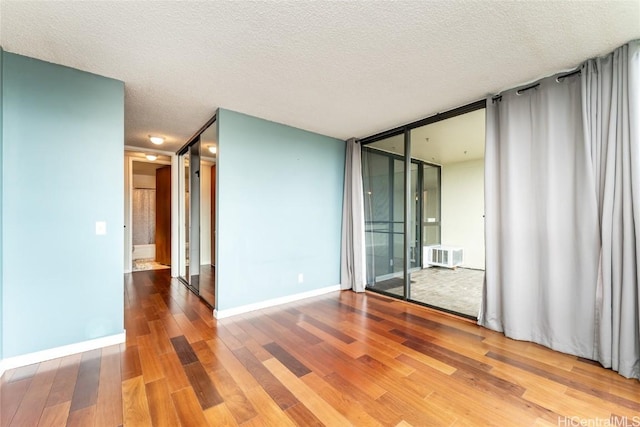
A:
[2,269,639,426]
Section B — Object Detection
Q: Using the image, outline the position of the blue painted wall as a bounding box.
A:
[216,109,345,311]
[2,53,124,357]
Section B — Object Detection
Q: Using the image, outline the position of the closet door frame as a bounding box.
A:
[176,114,217,299]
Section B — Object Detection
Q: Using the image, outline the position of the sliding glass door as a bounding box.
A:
[361,103,486,319]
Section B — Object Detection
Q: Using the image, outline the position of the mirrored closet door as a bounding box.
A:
[177,116,217,308]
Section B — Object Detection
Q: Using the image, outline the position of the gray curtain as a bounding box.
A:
[481,40,640,379]
[341,138,366,292]
[479,72,601,358]
[583,41,640,379]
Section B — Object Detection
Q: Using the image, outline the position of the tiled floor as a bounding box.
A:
[369,267,484,317]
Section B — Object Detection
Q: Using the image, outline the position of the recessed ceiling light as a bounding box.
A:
[149,135,164,145]
[209,146,217,154]
[146,154,158,161]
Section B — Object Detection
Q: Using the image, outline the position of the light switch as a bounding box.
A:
[96,221,107,235]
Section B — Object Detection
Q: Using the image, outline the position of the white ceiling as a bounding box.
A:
[1,1,638,154]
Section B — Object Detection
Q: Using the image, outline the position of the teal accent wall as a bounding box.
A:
[2,53,124,358]
[216,109,345,311]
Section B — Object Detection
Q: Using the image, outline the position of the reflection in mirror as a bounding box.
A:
[179,154,190,284]
[189,140,201,295]
[198,121,217,307]
[177,117,217,308]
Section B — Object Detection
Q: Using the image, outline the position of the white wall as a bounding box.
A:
[441,159,485,269]
[132,174,155,189]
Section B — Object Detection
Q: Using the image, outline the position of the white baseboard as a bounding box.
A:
[0,331,126,378]
[214,285,341,319]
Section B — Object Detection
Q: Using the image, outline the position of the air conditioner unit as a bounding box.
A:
[424,245,463,269]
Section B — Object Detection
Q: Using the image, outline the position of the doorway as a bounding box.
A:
[362,104,486,318]
[125,153,172,272]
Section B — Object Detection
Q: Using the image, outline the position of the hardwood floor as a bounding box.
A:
[198,265,215,308]
[2,269,639,426]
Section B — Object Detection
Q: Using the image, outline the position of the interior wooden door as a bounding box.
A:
[211,164,216,266]
[155,165,171,265]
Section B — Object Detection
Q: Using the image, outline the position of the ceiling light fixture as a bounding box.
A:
[209,146,217,154]
[146,154,158,161]
[149,135,164,145]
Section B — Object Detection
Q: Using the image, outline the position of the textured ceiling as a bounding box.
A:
[1,1,638,154]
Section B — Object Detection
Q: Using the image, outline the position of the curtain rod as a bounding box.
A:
[517,83,540,95]
[492,68,582,103]
[556,68,581,81]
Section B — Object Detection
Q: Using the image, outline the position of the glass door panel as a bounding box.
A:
[363,150,389,283]
[363,138,405,298]
[407,109,485,318]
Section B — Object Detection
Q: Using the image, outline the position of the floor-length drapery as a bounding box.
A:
[479,73,601,358]
[583,41,640,379]
[341,138,366,292]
